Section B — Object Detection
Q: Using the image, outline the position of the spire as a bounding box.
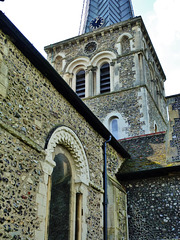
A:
[79,0,134,34]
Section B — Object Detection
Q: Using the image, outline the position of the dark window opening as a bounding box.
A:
[100,63,110,94]
[48,153,72,240]
[76,70,85,98]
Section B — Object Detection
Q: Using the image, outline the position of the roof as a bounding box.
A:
[166,93,180,99]
[0,11,130,158]
[117,165,180,181]
[118,132,167,173]
[79,0,134,34]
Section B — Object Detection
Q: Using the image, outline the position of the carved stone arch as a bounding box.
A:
[35,126,90,239]
[64,57,89,95]
[103,111,128,139]
[90,51,116,95]
[117,32,133,42]
[53,53,66,72]
[72,65,86,78]
[90,51,116,66]
[65,57,89,73]
[53,52,65,61]
[45,125,90,185]
[115,32,133,55]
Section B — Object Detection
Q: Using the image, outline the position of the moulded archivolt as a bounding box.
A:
[90,51,117,66]
[35,126,90,240]
[44,126,90,186]
[65,57,89,73]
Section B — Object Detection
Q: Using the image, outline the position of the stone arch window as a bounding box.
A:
[100,63,110,94]
[115,33,133,55]
[103,112,128,139]
[35,126,89,240]
[90,51,117,95]
[109,116,119,139]
[76,69,85,98]
[54,56,63,74]
[121,35,130,54]
[65,57,89,97]
[48,147,72,239]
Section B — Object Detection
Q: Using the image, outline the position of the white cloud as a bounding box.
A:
[1,0,179,95]
[144,0,180,95]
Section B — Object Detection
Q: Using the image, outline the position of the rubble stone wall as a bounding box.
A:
[0,29,125,239]
[122,175,180,240]
[166,94,180,162]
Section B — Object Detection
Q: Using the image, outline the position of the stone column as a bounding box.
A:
[0,45,9,98]
[96,66,101,95]
[136,52,145,85]
[64,73,74,89]
[110,62,115,92]
[86,66,97,97]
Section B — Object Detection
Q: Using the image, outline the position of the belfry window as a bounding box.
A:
[76,70,85,98]
[100,63,110,94]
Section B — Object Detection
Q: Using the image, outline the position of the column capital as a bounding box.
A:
[86,66,97,73]
[110,61,115,66]
[65,72,74,77]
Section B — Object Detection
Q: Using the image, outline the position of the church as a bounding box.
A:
[0,0,179,239]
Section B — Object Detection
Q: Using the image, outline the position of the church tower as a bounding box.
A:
[45,0,168,140]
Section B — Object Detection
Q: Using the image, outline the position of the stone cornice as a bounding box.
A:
[44,17,141,51]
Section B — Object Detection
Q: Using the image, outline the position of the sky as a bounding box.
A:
[1,0,180,96]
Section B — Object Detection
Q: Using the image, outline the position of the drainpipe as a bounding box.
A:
[103,135,111,240]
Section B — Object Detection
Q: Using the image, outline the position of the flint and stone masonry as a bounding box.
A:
[0,10,180,240]
[45,17,167,139]
[0,23,128,239]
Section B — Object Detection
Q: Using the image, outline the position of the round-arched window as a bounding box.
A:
[109,117,119,139]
